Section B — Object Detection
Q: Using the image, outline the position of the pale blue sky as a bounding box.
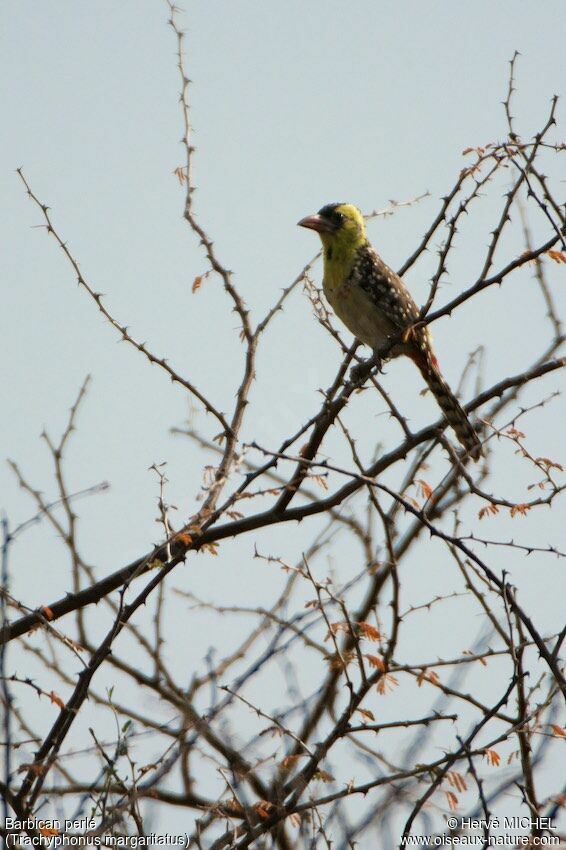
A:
[2,0,565,839]
[3,0,564,595]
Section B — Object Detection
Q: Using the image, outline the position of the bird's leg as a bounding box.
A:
[349,349,384,384]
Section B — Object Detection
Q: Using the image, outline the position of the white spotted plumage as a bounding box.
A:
[299,202,482,460]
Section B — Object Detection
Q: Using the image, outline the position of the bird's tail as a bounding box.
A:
[412,350,482,461]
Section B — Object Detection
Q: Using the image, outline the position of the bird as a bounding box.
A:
[298,202,482,461]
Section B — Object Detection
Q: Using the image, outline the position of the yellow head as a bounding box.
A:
[298,203,367,254]
[298,203,368,289]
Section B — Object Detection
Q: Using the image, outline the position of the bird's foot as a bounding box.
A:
[349,354,383,384]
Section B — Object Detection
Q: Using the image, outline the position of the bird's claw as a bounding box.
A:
[349,355,382,384]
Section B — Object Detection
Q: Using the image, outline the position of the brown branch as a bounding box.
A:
[16,169,232,438]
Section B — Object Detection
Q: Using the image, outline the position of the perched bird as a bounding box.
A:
[298,202,482,460]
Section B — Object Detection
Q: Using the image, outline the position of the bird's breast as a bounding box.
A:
[324,278,394,350]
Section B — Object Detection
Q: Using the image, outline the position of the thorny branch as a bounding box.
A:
[4,14,565,850]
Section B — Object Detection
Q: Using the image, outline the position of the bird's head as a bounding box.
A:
[298,203,367,254]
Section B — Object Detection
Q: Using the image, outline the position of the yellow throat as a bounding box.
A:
[318,204,368,295]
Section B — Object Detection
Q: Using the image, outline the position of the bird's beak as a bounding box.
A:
[297,214,336,234]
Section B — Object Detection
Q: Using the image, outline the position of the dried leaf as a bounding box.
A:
[39,827,60,838]
[358,621,381,642]
[365,654,386,671]
[447,771,467,792]
[460,165,481,178]
[446,790,459,811]
[192,275,203,294]
[325,621,349,641]
[376,673,399,695]
[510,503,531,518]
[417,668,440,687]
[536,456,564,472]
[416,478,433,500]
[325,650,355,671]
[357,708,375,723]
[551,725,566,738]
[49,691,65,709]
[173,532,193,549]
[478,503,499,520]
[484,748,501,766]
[547,249,566,264]
[279,754,304,771]
[507,427,526,439]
